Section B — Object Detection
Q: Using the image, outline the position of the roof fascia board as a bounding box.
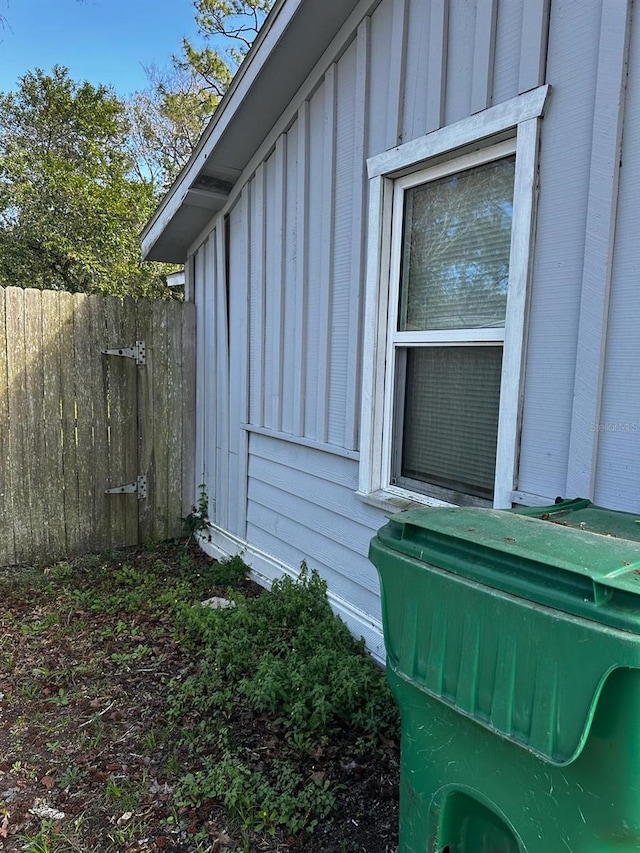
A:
[141,0,301,257]
[186,0,384,259]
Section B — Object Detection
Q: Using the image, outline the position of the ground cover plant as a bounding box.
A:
[0,542,399,852]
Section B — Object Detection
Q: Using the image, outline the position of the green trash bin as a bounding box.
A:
[369,498,640,853]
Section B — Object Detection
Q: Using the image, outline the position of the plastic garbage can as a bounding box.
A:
[369,498,640,853]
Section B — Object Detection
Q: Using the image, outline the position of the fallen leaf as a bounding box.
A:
[208,823,234,848]
[0,813,9,839]
[149,779,173,796]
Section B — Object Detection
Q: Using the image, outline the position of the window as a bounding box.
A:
[359,86,549,509]
[390,145,515,504]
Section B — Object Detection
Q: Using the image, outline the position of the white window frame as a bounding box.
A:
[358,85,550,510]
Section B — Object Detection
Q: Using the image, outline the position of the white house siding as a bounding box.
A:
[593,3,640,510]
[245,432,386,657]
[190,0,639,652]
[517,0,603,502]
[227,192,250,537]
[193,238,217,519]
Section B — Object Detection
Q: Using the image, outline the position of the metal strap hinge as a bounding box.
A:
[103,340,146,365]
[105,475,147,500]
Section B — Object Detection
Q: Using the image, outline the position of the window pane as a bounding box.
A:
[398,157,515,331]
[399,346,503,499]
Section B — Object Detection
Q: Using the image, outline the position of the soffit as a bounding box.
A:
[142,0,362,263]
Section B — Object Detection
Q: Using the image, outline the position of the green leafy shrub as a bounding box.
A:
[171,564,398,744]
[169,562,399,835]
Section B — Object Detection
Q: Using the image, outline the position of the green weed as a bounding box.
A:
[5,544,398,848]
[176,754,335,835]
[182,482,210,544]
[171,564,398,744]
[20,817,85,853]
[169,561,399,836]
[57,764,87,790]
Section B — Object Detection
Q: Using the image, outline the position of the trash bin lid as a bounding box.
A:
[370,499,640,764]
[377,498,640,632]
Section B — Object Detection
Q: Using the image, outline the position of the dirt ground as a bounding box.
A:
[0,543,399,852]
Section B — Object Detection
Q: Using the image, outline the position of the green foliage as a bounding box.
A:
[3,540,398,845]
[3,544,228,622]
[122,1,275,197]
[173,565,398,742]
[182,482,210,545]
[176,754,334,835]
[0,6,277,296]
[169,562,399,834]
[178,0,273,106]
[126,64,214,193]
[0,66,175,296]
[211,553,250,587]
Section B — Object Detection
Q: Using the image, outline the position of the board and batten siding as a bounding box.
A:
[193,236,218,525]
[191,0,639,652]
[193,0,553,642]
[219,0,552,462]
[517,0,635,509]
[591,0,640,509]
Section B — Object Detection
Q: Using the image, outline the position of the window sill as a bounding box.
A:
[355,487,455,515]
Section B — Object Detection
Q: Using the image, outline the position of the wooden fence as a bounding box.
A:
[0,286,196,567]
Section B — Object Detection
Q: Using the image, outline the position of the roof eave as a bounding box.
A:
[142,0,363,263]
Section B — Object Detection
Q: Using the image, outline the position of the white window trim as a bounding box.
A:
[358,85,550,510]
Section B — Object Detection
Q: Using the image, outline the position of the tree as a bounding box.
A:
[179,0,273,111]
[121,1,275,201]
[120,2,275,201]
[0,66,173,297]
[125,64,214,193]
[0,4,276,297]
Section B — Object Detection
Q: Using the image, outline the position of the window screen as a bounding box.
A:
[399,346,503,499]
[393,155,515,501]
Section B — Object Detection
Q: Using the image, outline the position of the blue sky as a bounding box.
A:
[0,0,201,97]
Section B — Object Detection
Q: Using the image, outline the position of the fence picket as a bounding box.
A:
[59,291,81,556]
[0,288,14,566]
[136,299,155,544]
[74,293,98,551]
[120,298,139,547]
[5,288,32,563]
[89,295,110,551]
[103,296,137,548]
[24,289,47,560]
[41,290,67,560]
[166,300,184,540]
[152,301,170,541]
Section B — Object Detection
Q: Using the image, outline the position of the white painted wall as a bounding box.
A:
[593,3,640,509]
[190,0,639,654]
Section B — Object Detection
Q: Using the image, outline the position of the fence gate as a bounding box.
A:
[0,286,196,567]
